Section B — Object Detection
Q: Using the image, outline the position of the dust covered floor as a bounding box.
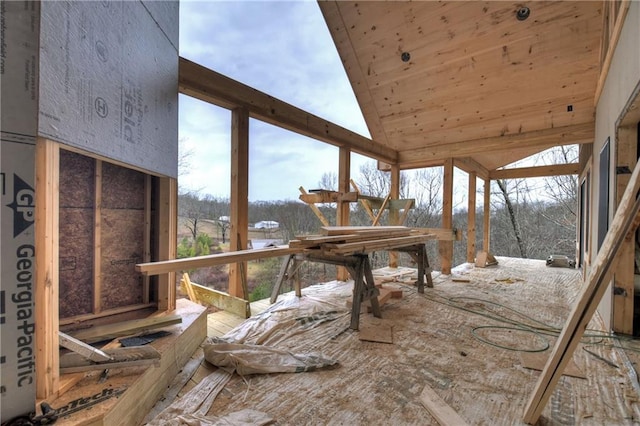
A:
[174,257,640,425]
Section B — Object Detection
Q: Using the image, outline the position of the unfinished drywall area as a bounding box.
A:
[101,162,146,310]
[59,150,95,318]
[594,2,640,331]
[38,0,178,178]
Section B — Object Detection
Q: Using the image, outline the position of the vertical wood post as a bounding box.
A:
[229,107,250,297]
[35,138,60,398]
[439,159,454,274]
[613,125,637,334]
[467,172,477,263]
[483,179,491,252]
[142,175,152,304]
[389,164,400,268]
[157,177,177,311]
[337,147,351,281]
[93,160,103,314]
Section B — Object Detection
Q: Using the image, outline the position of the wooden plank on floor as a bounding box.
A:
[420,385,470,426]
[68,315,182,344]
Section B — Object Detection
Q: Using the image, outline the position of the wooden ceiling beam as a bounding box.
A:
[179,57,397,165]
[397,122,594,168]
[453,157,489,180]
[489,164,580,180]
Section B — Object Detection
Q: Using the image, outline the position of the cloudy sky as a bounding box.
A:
[178,1,376,202]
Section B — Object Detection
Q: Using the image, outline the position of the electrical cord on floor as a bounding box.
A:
[396,281,640,353]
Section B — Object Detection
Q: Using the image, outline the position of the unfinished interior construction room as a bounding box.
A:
[2,1,640,425]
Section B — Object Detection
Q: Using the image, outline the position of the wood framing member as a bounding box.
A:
[229,107,250,298]
[35,138,60,399]
[522,158,640,424]
[157,177,177,311]
[179,57,397,164]
[337,147,351,281]
[454,157,489,181]
[93,160,103,314]
[143,174,152,304]
[489,163,580,180]
[439,159,454,274]
[467,173,477,263]
[389,164,400,268]
[483,179,491,252]
[398,123,594,167]
[594,0,631,105]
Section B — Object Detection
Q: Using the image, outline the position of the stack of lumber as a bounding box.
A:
[289,226,435,256]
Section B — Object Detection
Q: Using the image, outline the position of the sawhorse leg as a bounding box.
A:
[348,255,381,330]
[270,254,300,303]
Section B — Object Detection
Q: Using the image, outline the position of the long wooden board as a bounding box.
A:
[523,159,640,424]
[136,245,300,276]
[326,235,435,255]
[68,315,182,344]
[320,226,410,236]
[419,385,470,426]
[180,278,251,318]
[59,346,161,374]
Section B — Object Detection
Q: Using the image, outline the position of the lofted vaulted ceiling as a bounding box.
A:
[319,1,602,171]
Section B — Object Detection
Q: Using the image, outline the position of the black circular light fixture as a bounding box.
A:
[516,6,530,21]
[401,52,411,62]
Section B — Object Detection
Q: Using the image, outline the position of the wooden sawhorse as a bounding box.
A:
[270,244,433,330]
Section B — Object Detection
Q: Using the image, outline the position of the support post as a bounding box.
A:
[35,138,60,399]
[93,160,103,313]
[157,177,177,311]
[483,179,491,252]
[337,147,351,281]
[439,159,454,274]
[389,164,400,268]
[467,172,477,263]
[229,107,250,298]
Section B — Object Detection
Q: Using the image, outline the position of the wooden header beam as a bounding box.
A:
[398,122,594,168]
[179,57,397,165]
[489,163,580,180]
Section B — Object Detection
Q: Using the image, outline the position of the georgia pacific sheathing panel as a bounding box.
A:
[38,1,178,178]
[0,0,39,421]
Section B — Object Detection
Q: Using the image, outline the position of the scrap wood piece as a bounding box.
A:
[475,250,498,268]
[520,352,586,379]
[142,355,204,423]
[181,278,250,318]
[358,323,393,344]
[419,385,470,426]
[181,272,199,303]
[522,156,640,424]
[59,345,161,374]
[372,194,391,225]
[451,276,471,283]
[148,370,233,424]
[68,314,182,344]
[299,186,330,226]
[347,287,394,312]
[58,331,112,362]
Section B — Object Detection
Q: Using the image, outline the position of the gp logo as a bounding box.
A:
[7,174,35,237]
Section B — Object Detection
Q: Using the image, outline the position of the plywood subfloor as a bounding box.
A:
[170,258,640,425]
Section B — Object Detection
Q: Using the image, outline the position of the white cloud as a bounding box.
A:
[178,0,373,201]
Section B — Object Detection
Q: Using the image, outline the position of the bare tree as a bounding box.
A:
[496,179,528,258]
[178,191,208,241]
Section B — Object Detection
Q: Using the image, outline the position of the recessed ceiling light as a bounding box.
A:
[516,7,530,21]
[401,52,411,62]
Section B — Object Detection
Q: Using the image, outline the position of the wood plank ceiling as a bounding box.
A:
[319,1,602,171]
